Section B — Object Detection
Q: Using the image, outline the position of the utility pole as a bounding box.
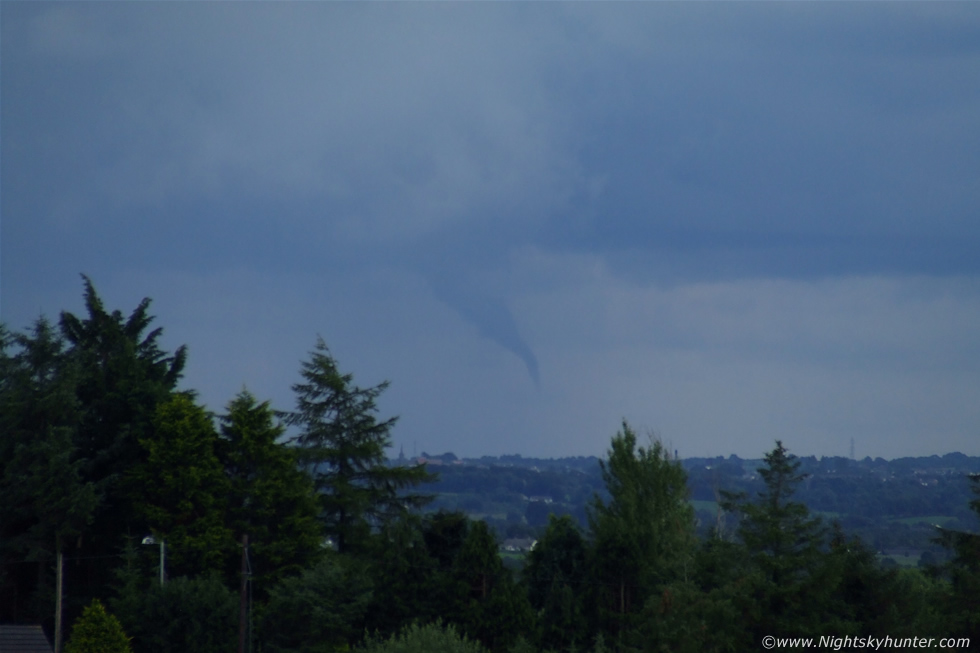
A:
[238,534,249,653]
[54,540,63,653]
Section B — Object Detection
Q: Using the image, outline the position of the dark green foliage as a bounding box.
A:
[218,390,323,593]
[260,553,373,653]
[10,279,980,653]
[113,575,237,653]
[522,515,587,652]
[365,514,441,638]
[722,443,825,565]
[286,337,435,554]
[636,578,743,653]
[412,510,471,626]
[65,600,132,653]
[935,472,980,640]
[130,394,234,577]
[58,277,187,615]
[452,520,534,652]
[359,622,488,653]
[586,422,695,645]
[720,442,831,641]
[0,318,98,622]
[59,276,186,513]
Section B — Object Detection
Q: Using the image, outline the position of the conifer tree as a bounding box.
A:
[0,319,98,622]
[218,390,323,592]
[130,394,233,577]
[58,276,187,602]
[586,422,695,644]
[286,337,434,554]
[721,441,827,640]
[522,515,587,652]
[935,472,980,640]
[59,276,187,496]
[452,520,534,652]
[365,514,440,638]
[261,553,373,653]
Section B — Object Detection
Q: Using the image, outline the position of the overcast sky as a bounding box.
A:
[3,2,979,460]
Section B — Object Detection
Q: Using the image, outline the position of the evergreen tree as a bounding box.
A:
[0,319,98,623]
[935,472,980,640]
[365,513,440,638]
[65,600,132,653]
[586,422,695,646]
[261,553,373,653]
[58,277,187,605]
[130,394,234,577]
[721,441,827,640]
[286,337,434,554]
[218,390,323,593]
[59,276,187,503]
[522,515,588,652]
[422,511,473,623]
[452,520,534,652]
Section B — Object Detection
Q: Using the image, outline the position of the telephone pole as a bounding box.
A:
[238,534,249,653]
[54,541,63,653]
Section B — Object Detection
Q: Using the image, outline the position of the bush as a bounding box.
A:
[113,575,237,653]
[359,622,488,653]
[261,554,372,653]
[65,600,132,653]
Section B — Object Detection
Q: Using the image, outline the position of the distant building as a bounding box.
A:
[0,625,54,653]
[501,538,537,552]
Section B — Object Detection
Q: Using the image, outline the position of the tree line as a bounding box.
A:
[1,277,977,653]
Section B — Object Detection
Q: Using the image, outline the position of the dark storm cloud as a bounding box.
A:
[6,2,978,281]
[3,2,980,457]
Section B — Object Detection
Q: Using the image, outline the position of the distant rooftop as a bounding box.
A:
[0,625,54,653]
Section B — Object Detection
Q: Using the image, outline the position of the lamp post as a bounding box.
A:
[142,536,165,586]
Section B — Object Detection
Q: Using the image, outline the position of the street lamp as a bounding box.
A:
[142,536,166,586]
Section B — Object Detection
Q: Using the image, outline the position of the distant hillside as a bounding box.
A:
[400,450,980,565]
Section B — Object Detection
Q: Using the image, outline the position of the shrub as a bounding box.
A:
[358,622,488,653]
[65,600,132,653]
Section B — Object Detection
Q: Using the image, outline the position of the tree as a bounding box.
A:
[260,553,373,653]
[113,575,237,653]
[586,422,696,645]
[59,276,187,503]
[451,520,534,652]
[129,394,234,578]
[935,472,980,640]
[217,390,322,592]
[0,319,98,623]
[422,511,473,625]
[720,441,828,640]
[365,514,441,638]
[286,337,434,554]
[65,600,132,653]
[522,515,588,652]
[57,277,188,607]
